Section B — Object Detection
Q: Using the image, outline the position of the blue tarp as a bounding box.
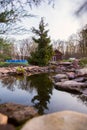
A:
[6,59,28,63]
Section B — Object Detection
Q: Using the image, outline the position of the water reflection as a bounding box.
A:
[1,76,34,92]
[1,76,17,91]
[27,74,53,114]
[1,74,53,114]
[77,94,87,106]
[1,74,87,114]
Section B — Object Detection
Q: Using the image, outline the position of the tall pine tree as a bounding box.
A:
[29,18,53,66]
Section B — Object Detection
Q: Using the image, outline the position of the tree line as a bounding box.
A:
[1,21,87,63]
[0,18,53,66]
[52,24,87,59]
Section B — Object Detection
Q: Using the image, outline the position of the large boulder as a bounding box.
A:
[53,74,68,82]
[0,103,38,125]
[0,113,8,125]
[0,124,15,130]
[21,111,87,130]
[76,68,87,76]
[54,80,86,93]
[73,77,86,82]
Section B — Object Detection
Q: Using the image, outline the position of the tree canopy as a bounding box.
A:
[0,0,87,34]
[76,0,87,16]
[0,0,54,34]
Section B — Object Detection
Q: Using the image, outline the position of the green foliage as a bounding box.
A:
[16,67,25,74]
[0,62,10,67]
[0,10,15,23]
[62,59,73,62]
[29,18,54,66]
[0,0,54,34]
[79,58,87,67]
[0,38,12,61]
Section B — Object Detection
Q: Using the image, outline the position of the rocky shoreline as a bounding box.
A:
[52,68,87,95]
[0,63,87,130]
[0,62,79,77]
[0,66,49,77]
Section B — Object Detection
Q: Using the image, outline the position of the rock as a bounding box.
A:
[59,62,72,66]
[60,78,69,82]
[82,89,87,95]
[0,124,15,130]
[76,68,87,76]
[60,66,66,71]
[53,74,68,82]
[67,68,76,72]
[72,59,79,69]
[21,111,87,130]
[55,80,86,93]
[73,77,85,82]
[66,72,76,79]
[84,81,87,84]
[0,113,8,125]
[0,103,38,125]
[54,68,62,73]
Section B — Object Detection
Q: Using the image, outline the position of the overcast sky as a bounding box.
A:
[9,0,86,41]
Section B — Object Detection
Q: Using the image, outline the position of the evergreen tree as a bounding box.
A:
[0,38,12,61]
[29,18,53,66]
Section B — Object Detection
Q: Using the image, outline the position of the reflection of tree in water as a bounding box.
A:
[69,92,87,107]
[1,76,17,91]
[1,74,53,114]
[77,94,87,106]
[27,73,53,115]
[1,76,33,92]
[16,76,34,93]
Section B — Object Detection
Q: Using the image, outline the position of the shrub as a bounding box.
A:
[0,62,10,67]
[79,58,87,67]
[16,67,25,75]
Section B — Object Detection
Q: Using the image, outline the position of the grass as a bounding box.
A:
[0,62,10,67]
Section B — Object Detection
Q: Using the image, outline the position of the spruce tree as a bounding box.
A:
[29,17,53,66]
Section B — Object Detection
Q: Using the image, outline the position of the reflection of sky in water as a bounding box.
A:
[0,74,87,115]
[0,82,37,106]
[46,89,87,114]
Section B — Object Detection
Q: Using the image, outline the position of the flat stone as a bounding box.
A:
[53,74,68,82]
[21,111,87,130]
[59,62,72,65]
[0,103,38,125]
[76,68,87,76]
[60,78,69,82]
[55,80,86,93]
[0,113,8,125]
[73,77,85,82]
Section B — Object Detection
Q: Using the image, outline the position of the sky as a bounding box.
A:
[7,0,86,41]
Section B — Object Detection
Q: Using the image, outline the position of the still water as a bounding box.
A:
[0,73,87,115]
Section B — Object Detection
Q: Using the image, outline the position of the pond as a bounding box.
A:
[0,73,87,115]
